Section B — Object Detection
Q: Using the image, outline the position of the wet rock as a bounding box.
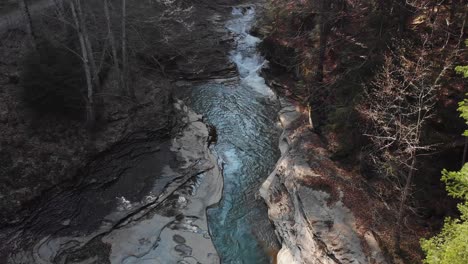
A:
[207,124,217,147]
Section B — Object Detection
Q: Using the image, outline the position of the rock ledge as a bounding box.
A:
[260,98,388,264]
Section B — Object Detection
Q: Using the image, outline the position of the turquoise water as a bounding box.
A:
[188,7,281,264]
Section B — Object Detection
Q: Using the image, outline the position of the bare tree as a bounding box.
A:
[78,0,100,93]
[69,0,95,129]
[358,50,439,250]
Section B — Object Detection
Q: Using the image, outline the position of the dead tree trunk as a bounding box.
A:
[19,0,37,50]
[70,0,95,129]
[104,0,123,92]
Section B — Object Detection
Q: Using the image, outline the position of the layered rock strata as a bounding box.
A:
[260,98,388,264]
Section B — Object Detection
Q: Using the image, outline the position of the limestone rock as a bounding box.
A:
[260,99,388,264]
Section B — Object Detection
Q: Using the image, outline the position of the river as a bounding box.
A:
[1,5,282,264]
[185,6,281,263]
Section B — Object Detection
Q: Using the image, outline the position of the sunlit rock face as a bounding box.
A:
[260,98,388,264]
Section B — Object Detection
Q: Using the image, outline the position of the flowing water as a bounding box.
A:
[186,6,281,264]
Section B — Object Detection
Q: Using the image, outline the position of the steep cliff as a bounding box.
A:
[261,98,390,264]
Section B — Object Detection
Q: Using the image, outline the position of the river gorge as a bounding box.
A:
[0,2,392,263]
[2,4,282,264]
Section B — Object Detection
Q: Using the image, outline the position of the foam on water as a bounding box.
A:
[187,6,281,263]
[228,7,275,97]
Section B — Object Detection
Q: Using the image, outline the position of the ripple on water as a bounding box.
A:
[187,6,281,264]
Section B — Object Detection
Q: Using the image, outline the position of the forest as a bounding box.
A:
[258,0,467,262]
[0,0,467,263]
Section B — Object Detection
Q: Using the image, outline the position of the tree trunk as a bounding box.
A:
[377,0,387,38]
[395,0,408,32]
[70,0,95,130]
[121,0,135,99]
[394,155,416,251]
[19,0,37,50]
[104,0,124,93]
[76,0,100,93]
[315,0,330,84]
[400,0,407,32]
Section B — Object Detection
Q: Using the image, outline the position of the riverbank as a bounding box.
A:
[260,98,390,263]
[2,1,410,263]
[3,100,224,263]
[254,0,468,262]
[1,0,261,262]
[253,6,392,261]
[0,0,237,226]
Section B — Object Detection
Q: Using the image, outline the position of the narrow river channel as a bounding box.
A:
[186,6,281,263]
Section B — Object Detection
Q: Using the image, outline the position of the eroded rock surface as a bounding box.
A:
[2,101,223,264]
[0,0,239,226]
[260,98,388,264]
